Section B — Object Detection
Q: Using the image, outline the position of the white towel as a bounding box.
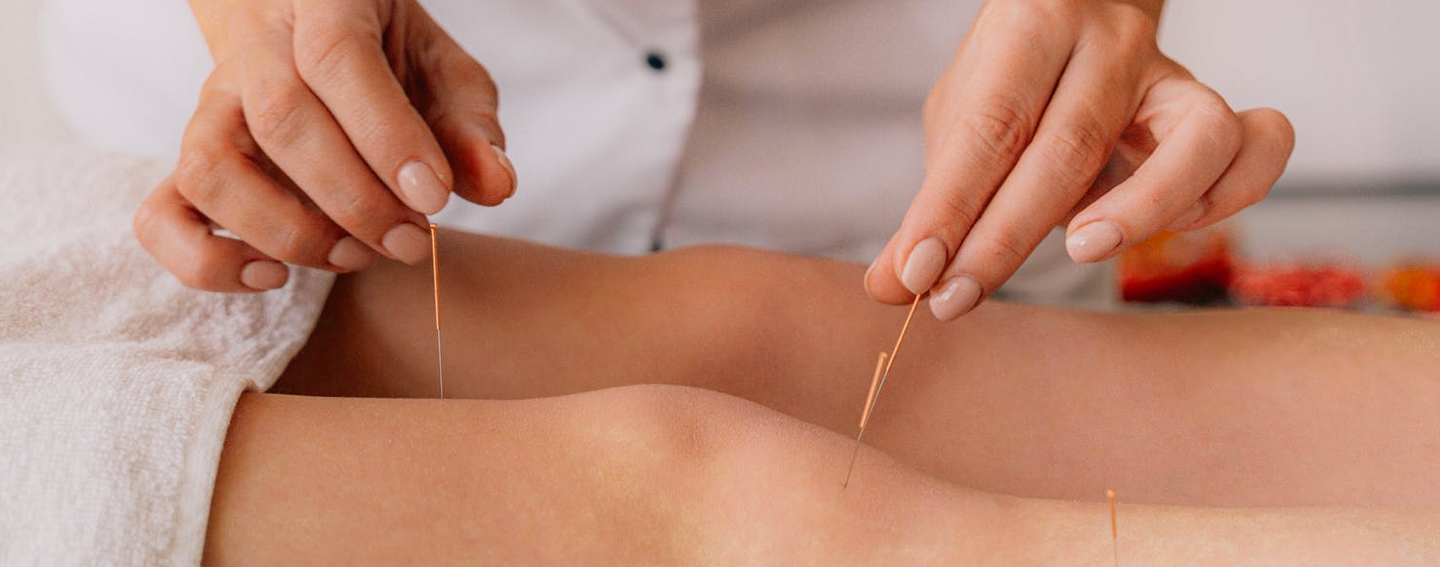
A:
[0,145,334,566]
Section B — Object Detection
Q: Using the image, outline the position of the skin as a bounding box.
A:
[280,230,1440,510]
[136,0,1292,314]
[134,0,514,292]
[206,233,1440,564]
[866,0,1296,321]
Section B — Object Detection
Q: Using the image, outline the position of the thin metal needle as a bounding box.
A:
[844,351,889,488]
[1107,489,1120,567]
[430,223,444,400]
[843,293,923,488]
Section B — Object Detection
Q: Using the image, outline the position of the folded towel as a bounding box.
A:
[0,145,333,566]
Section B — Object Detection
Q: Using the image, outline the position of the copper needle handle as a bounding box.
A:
[859,352,888,429]
[430,223,445,399]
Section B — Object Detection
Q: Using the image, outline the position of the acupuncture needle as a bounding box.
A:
[843,293,923,488]
[430,223,444,400]
[1107,489,1120,567]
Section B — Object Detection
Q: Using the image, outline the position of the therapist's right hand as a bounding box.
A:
[134,0,516,292]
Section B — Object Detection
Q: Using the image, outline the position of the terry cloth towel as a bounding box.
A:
[0,145,333,566]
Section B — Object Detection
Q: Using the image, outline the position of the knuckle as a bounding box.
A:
[245,78,309,147]
[295,25,366,85]
[978,231,1033,272]
[268,222,327,265]
[324,189,392,236]
[174,149,225,204]
[1109,3,1158,43]
[1043,119,1112,187]
[1190,98,1243,156]
[930,191,983,234]
[959,95,1036,163]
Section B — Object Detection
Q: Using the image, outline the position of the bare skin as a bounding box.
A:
[204,231,1440,564]
[280,230,1440,509]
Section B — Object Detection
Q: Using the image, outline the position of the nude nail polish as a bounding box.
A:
[929,276,983,321]
[327,236,375,272]
[240,260,288,290]
[492,145,517,199]
[1066,221,1123,263]
[382,223,431,265]
[900,237,948,295]
[397,161,450,214]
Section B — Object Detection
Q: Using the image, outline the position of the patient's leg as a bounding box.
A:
[205,387,1009,565]
[206,387,1439,565]
[277,233,1440,508]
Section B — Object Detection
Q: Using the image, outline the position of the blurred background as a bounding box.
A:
[3,0,1437,309]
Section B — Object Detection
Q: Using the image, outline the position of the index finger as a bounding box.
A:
[291,0,454,215]
[866,6,1075,305]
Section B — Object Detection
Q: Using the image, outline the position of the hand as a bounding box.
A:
[865,0,1294,319]
[135,0,516,292]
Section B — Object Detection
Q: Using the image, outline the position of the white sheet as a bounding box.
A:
[0,145,333,565]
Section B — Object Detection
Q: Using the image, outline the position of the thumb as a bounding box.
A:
[410,12,515,207]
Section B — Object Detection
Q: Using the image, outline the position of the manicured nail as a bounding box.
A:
[863,257,879,296]
[492,145,517,199]
[240,260,288,290]
[929,276,983,321]
[397,161,449,214]
[1066,221,1124,263]
[900,237,948,295]
[381,223,431,265]
[1166,202,1206,232]
[327,236,375,272]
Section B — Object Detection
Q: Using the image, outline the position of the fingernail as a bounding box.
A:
[327,236,375,272]
[492,145,517,199]
[1066,221,1124,263]
[397,161,450,214]
[381,223,431,265]
[239,260,288,290]
[1166,202,1206,232]
[929,276,983,321]
[900,237,948,295]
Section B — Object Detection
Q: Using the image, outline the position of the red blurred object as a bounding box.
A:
[1380,263,1440,312]
[1229,262,1366,308]
[1120,229,1235,303]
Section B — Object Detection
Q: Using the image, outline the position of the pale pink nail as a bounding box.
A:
[381,223,431,265]
[240,260,288,290]
[492,145,517,199]
[397,161,450,214]
[929,276,983,321]
[1066,221,1124,263]
[900,237,948,295]
[327,236,375,272]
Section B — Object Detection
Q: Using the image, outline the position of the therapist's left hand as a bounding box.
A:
[865,0,1294,320]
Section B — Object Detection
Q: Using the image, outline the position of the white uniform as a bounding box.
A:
[41,0,1114,306]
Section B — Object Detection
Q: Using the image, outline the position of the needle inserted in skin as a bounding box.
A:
[1107,489,1119,567]
[843,351,889,487]
[430,223,444,400]
[843,293,923,488]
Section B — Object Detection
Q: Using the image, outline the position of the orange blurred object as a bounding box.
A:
[1381,263,1440,312]
[1229,262,1367,308]
[1119,229,1235,304]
